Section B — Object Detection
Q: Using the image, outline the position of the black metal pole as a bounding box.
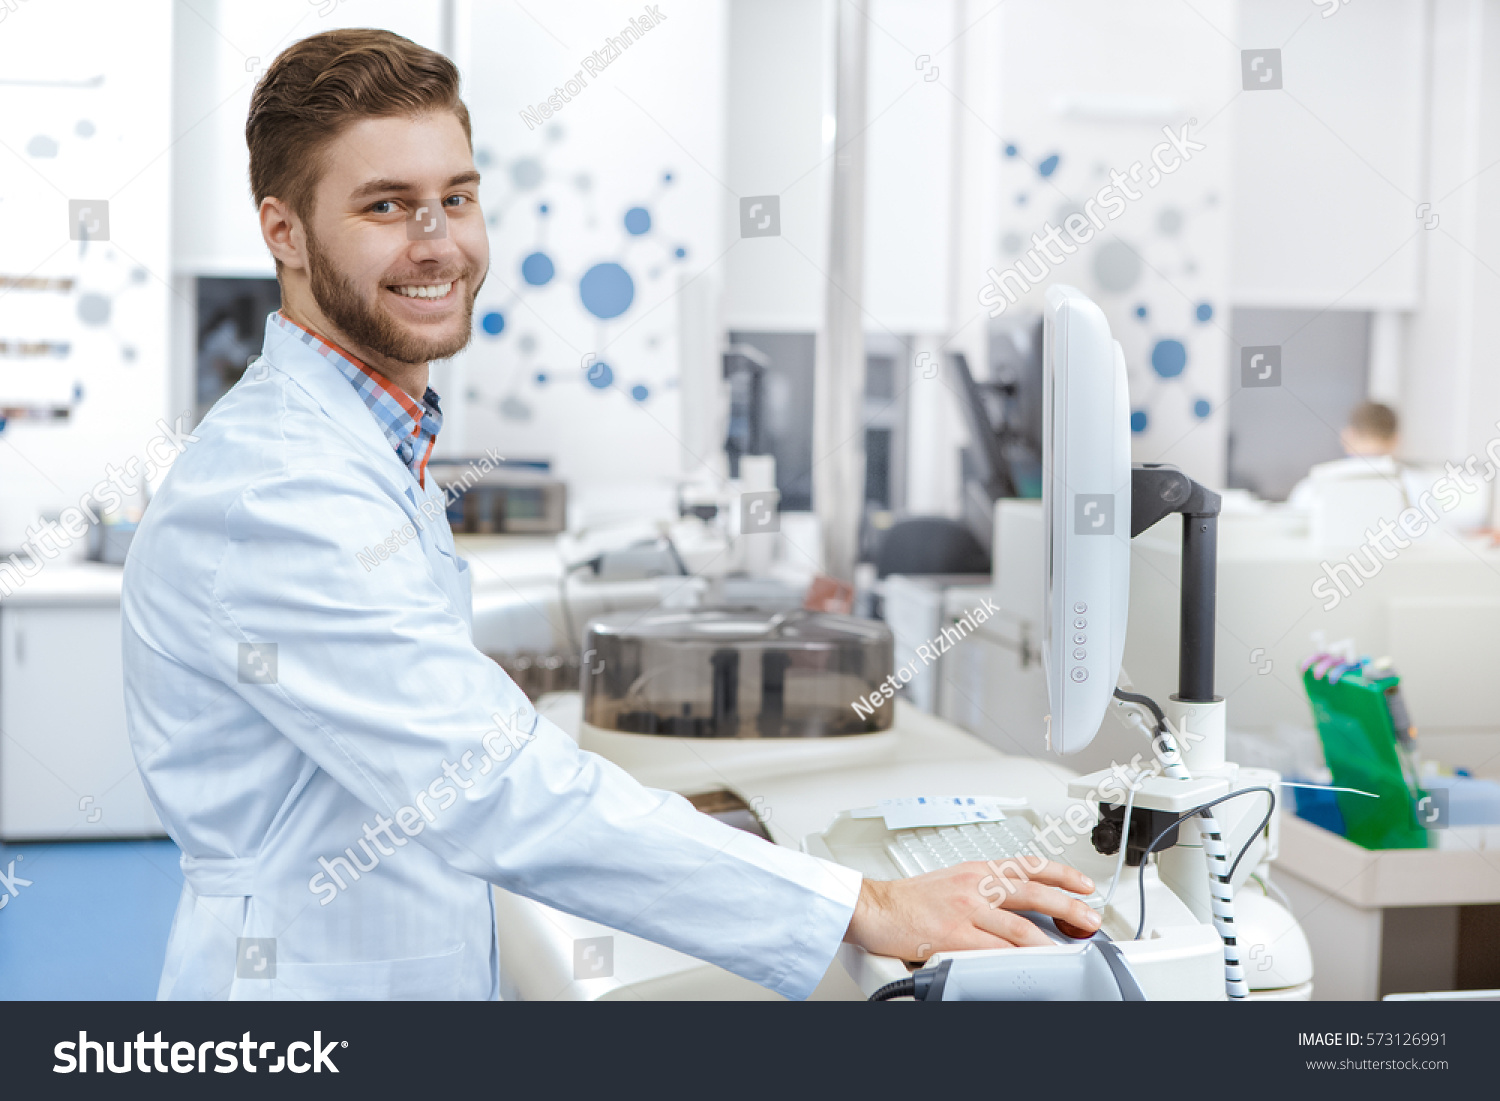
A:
[1179,512,1217,702]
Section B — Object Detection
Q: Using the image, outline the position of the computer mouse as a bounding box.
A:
[1012,910,1109,945]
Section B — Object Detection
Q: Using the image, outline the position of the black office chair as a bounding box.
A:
[873,517,990,579]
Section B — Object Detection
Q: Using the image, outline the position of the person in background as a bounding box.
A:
[1288,401,1400,507]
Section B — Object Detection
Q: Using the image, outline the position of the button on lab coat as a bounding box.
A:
[122,314,861,1000]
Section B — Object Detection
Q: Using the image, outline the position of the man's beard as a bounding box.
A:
[305,228,485,365]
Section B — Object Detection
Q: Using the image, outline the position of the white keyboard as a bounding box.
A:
[805,810,1105,910]
[884,819,1038,877]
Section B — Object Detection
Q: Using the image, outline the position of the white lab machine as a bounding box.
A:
[811,285,1309,1000]
[873,573,990,714]
[493,286,1311,1001]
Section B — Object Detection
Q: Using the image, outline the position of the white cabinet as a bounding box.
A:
[0,596,163,840]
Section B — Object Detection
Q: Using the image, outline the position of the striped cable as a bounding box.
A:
[1153,726,1250,1000]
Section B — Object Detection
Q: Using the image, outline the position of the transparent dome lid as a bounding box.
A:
[581,608,894,738]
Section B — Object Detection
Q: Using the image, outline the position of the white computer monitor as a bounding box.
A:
[1041,286,1132,754]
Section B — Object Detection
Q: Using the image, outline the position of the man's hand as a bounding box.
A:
[843,859,1100,961]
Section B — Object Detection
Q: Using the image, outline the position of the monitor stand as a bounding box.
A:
[1128,462,1224,772]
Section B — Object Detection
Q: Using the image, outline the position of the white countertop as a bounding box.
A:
[0,559,123,605]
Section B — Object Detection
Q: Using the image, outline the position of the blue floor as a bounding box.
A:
[0,839,182,999]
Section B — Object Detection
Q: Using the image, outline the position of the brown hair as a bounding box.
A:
[1348,400,1398,440]
[246,28,471,223]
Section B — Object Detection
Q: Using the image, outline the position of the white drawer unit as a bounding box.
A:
[0,571,163,840]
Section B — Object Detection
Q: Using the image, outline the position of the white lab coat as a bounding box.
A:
[122,314,861,1000]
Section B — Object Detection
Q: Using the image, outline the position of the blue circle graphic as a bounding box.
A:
[585,361,614,389]
[535,372,548,385]
[521,252,555,286]
[481,311,505,336]
[624,207,651,235]
[1135,304,1149,319]
[579,262,635,319]
[1004,143,1018,157]
[1151,339,1187,378]
[1195,302,1214,323]
[1193,398,1212,418]
[1130,409,1149,433]
[674,246,687,259]
[630,384,649,402]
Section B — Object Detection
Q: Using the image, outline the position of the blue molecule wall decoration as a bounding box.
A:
[520,252,555,286]
[579,262,635,319]
[1150,338,1187,379]
[624,207,652,235]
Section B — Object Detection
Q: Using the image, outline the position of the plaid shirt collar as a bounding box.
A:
[271,311,443,489]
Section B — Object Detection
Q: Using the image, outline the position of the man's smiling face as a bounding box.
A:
[298,111,489,368]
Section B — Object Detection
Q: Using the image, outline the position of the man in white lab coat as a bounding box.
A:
[123,28,1099,1000]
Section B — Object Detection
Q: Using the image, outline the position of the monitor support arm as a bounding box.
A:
[1129,463,1222,705]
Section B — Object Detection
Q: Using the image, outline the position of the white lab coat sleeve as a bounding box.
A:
[211,468,861,999]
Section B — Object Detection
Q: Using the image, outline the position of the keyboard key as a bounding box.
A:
[885,844,924,878]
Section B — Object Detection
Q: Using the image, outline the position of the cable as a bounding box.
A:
[1097,765,1144,912]
[1134,787,1276,941]
[1113,687,1167,734]
[868,977,917,1001]
[659,531,691,576]
[1227,790,1278,884]
[1112,685,1274,999]
[1252,872,1293,912]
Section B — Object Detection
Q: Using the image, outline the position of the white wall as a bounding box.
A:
[721,0,833,331]
[1232,0,1428,309]
[1403,0,1500,478]
[0,0,175,545]
[454,0,727,499]
[990,0,1237,487]
[862,0,957,334]
[170,0,447,276]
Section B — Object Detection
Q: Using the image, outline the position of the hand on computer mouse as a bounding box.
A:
[843,859,1101,960]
